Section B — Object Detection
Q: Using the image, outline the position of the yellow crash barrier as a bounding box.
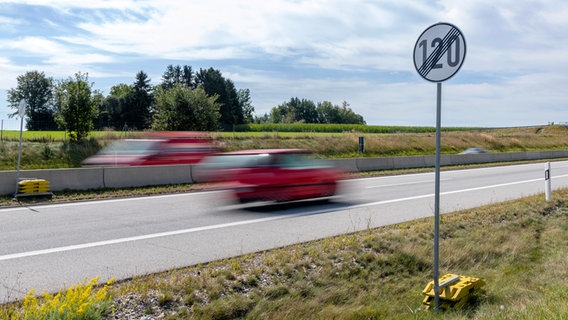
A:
[16,179,52,197]
[422,273,485,310]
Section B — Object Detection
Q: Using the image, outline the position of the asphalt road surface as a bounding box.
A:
[2,161,568,302]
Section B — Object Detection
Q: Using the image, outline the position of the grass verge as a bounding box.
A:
[2,187,566,319]
[2,125,568,169]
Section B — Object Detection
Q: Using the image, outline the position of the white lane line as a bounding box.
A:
[4,173,568,262]
[0,190,225,212]
[0,213,306,261]
[365,179,451,188]
[351,175,567,208]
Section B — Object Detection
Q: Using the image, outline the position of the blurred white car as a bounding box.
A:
[459,148,489,155]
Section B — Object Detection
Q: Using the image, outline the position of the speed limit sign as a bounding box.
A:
[414,22,467,311]
[413,22,466,82]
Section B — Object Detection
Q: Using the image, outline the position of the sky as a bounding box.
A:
[0,0,567,130]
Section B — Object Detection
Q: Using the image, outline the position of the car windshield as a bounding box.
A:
[97,140,161,155]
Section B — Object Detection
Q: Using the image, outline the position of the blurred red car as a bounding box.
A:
[197,149,343,203]
[81,132,219,166]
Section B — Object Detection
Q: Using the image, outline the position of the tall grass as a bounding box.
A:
[0,138,101,169]
[1,277,114,320]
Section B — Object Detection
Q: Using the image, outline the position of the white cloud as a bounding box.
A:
[1,0,567,128]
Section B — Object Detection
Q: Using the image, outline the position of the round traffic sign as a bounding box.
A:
[18,99,27,118]
[413,22,466,82]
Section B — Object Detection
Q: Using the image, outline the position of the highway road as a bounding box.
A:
[2,160,568,302]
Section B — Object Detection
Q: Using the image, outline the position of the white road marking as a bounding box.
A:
[0,190,224,213]
[365,179,447,188]
[0,213,304,261]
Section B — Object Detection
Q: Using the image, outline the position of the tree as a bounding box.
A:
[123,71,153,130]
[152,85,220,131]
[319,101,365,124]
[336,101,366,124]
[94,83,132,130]
[95,71,154,130]
[161,65,194,89]
[6,71,57,130]
[290,97,318,123]
[237,88,255,124]
[109,83,132,97]
[316,101,340,124]
[54,72,98,141]
[181,65,194,88]
[270,97,318,123]
[268,98,366,124]
[195,68,244,130]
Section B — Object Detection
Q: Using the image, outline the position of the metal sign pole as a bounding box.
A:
[15,115,24,196]
[15,99,26,197]
[433,82,442,310]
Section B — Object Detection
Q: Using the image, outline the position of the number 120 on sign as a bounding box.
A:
[413,22,466,83]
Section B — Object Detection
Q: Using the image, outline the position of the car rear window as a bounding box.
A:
[200,154,271,169]
[97,140,161,155]
[275,153,333,169]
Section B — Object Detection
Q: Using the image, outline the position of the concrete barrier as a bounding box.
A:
[103,165,192,189]
[2,151,568,196]
[0,168,105,195]
[0,165,193,196]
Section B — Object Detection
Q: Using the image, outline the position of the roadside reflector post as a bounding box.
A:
[545,162,551,201]
[358,136,365,155]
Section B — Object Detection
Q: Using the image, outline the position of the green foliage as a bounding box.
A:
[62,138,101,167]
[265,98,366,125]
[120,71,153,130]
[54,72,98,141]
[318,100,366,124]
[40,144,55,160]
[160,64,195,89]
[108,83,132,97]
[237,88,255,124]
[235,123,448,133]
[95,71,153,131]
[6,71,58,131]
[272,97,318,123]
[18,277,113,320]
[196,67,244,129]
[152,85,220,131]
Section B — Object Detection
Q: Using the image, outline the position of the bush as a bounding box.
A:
[62,138,101,167]
[20,277,114,320]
